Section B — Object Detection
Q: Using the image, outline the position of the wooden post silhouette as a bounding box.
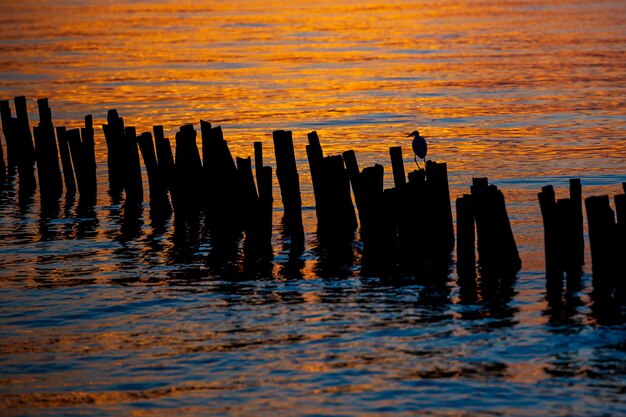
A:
[425,161,455,261]
[254,142,273,248]
[34,98,63,200]
[137,131,171,213]
[585,195,617,296]
[273,130,304,245]
[472,178,521,273]
[456,194,475,277]
[123,126,144,208]
[0,100,18,170]
[153,125,175,199]
[55,126,76,195]
[102,109,126,196]
[306,131,356,239]
[81,115,97,196]
[389,146,406,189]
[174,124,203,216]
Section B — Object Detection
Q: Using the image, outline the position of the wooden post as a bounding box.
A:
[65,128,84,196]
[0,100,18,170]
[123,126,144,207]
[426,161,455,255]
[34,98,63,200]
[254,142,273,248]
[472,178,521,273]
[14,96,35,161]
[153,125,175,198]
[102,109,126,196]
[55,126,76,195]
[137,131,170,213]
[569,179,584,268]
[538,185,560,279]
[174,124,203,216]
[273,130,304,244]
[585,195,617,295]
[81,115,97,196]
[456,194,475,277]
[389,146,406,188]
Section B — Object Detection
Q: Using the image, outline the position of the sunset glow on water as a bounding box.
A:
[0,0,625,415]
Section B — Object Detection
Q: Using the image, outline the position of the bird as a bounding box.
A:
[408,130,427,169]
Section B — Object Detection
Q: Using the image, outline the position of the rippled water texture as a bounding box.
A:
[1,0,625,416]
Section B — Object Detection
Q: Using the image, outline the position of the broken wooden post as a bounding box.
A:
[273,130,304,245]
[55,126,76,195]
[65,128,85,197]
[538,185,560,279]
[456,194,475,278]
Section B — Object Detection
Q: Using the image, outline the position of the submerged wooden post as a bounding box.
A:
[10,98,36,190]
[273,130,304,244]
[570,179,584,268]
[65,128,84,196]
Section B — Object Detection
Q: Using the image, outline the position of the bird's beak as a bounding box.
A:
[407,133,413,137]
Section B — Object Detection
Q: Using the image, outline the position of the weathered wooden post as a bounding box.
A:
[34,98,63,200]
[137,131,171,214]
[456,194,475,277]
[102,109,126,196]
[55,126,76,195]
[273,130,304,245]
[153,125,175,198]
[472,178,521,273]
[81,115,97,196]
[122,126,144,208]
[585,195,617,296]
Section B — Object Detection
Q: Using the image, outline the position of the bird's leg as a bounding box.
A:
[414,155,421,170]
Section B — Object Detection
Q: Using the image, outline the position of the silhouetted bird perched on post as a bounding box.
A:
[408,130,427,169]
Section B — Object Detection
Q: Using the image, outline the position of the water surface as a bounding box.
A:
[0,0,625,415]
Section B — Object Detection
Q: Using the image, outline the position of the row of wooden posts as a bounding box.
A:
[539,180,625,300]
[0,97,622,299]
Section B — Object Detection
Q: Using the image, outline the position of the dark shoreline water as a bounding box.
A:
[1,0,625,415]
